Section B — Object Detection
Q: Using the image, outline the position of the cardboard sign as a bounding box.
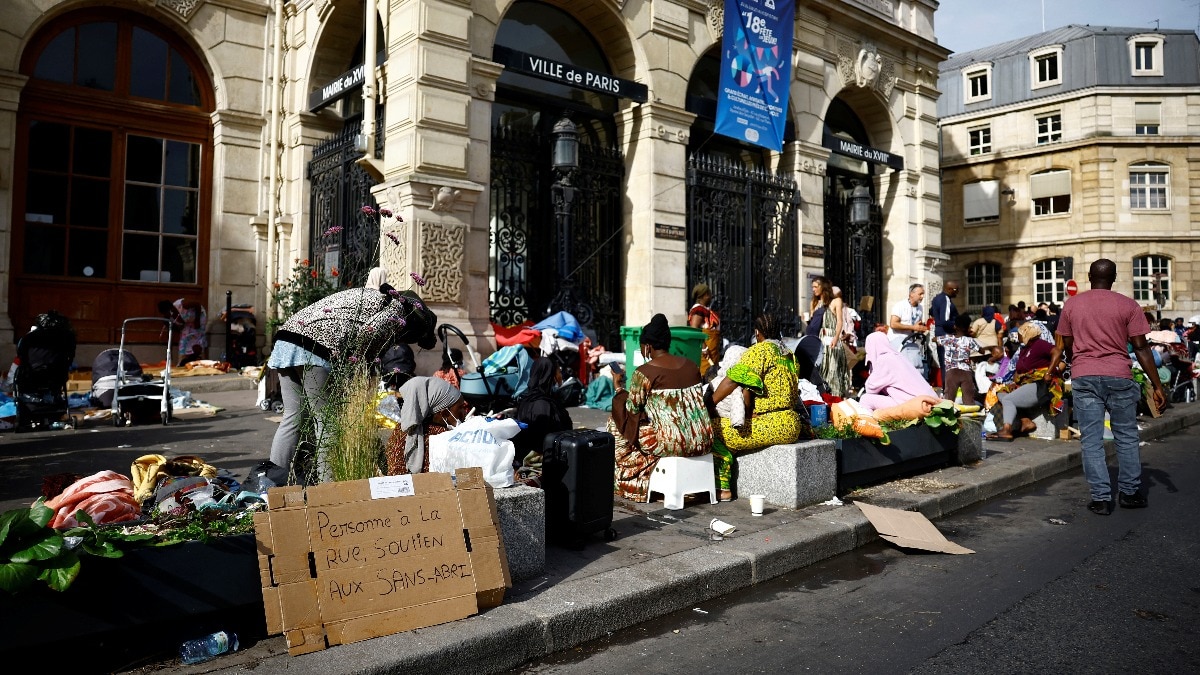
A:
[255,468,511,655]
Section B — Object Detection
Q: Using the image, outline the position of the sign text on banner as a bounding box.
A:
[714,0,795,152]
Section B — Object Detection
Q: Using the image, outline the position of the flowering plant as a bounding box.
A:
[267,258,340,333]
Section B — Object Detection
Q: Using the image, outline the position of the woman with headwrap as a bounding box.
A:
[609,314,714,502]
[985,322,1063,441]
[859,331,939,412]
[970,306,1002,349]
[513,358,574,487]
[710,313,807,499]
[386,376,470,474]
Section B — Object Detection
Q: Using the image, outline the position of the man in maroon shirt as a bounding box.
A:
[1048,259,1166,515]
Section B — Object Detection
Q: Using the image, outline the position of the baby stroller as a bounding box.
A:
[13,313,78,432]
[91,318,174,426]
[221,304,258,368]
[438,323,531,414]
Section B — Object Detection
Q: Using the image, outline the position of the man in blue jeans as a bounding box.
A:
[1048,259,1166,515]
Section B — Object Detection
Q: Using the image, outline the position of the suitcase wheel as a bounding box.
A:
[604,528,618,542]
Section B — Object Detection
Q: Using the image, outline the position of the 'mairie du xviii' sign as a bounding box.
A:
[715,0,795,152]
[821,130,904,171]
[492,46,648,103]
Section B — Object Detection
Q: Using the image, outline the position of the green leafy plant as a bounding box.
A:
[0,499,79,593]
[267,258,341,334]
[921,400,961,434]
[814,418,859,440]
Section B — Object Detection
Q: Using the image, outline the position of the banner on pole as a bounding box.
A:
[714,0,794,152]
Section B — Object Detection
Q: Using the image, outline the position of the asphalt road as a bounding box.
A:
[512,429,1200,674]
[0,388,274,513]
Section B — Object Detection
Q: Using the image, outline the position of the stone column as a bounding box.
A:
[618,102,695,326]
[792,139,831,283]
[374,0,486,368]
[0,72,27,358]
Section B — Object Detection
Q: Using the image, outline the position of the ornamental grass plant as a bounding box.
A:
[322,361,387,482]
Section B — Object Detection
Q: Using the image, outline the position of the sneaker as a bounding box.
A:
[1118,492,1148,509]
[1087,500,1112,515]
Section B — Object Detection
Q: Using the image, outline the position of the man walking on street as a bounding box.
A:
[930,281,959,388]
[1048,259,1165,516]
[889,283,929,379]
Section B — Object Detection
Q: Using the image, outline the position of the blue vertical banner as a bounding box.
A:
[715,0,794,151]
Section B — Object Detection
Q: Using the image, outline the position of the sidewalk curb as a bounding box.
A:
[218,406,1199,675]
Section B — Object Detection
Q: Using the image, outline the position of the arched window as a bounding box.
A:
[1133,255,1171,306]
[1129,162,1169,210]
[966,263,1002,313]
[1033,258,1067,304]
[13,11,213,341]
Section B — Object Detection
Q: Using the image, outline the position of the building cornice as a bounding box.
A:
[942,135,1200,170]
[940,85,1200,126]
[944,232,1200,254]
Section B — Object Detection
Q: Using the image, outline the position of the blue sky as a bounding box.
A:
[935,0,1200,54]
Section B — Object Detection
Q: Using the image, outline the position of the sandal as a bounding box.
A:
[985,433,1014,442]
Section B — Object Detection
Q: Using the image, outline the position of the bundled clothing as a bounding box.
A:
[513,359,574,487]
[936,334,981,404]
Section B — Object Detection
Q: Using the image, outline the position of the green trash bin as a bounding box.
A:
[621,325,707,370]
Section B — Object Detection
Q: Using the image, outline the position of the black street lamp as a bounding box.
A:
[546,115,592,325]
[848,180,873,333]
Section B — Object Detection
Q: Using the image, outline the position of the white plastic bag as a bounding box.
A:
[428,416,522,488]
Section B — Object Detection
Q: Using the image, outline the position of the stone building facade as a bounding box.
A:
[0,0,948,366]
[938,25,1200,320]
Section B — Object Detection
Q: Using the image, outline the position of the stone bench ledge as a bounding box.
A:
[736,440,837,509]
[494,485,545,583]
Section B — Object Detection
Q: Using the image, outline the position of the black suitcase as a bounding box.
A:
[542,429,617,547]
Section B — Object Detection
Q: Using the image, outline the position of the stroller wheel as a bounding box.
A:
[271,400,285,414]
[258,399,272,411]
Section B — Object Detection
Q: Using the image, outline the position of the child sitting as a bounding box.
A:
[706,345,748,428]
[433,348,466,388]
[935,313,981,405]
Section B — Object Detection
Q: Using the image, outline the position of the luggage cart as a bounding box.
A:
[112,317,174,426]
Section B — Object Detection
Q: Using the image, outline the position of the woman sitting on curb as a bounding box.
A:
[609,314,714,502]
[710,313,806,500]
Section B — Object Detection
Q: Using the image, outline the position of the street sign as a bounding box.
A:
[1066,279,1078,296]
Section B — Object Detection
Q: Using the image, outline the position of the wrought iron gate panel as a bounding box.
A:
[489,123,625,350]
[306,114,383,288]
[686,154,800,346]
[823,184,883,332]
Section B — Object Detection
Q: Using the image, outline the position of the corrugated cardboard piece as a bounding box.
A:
[256,467,512,655]
[855,502,975,555]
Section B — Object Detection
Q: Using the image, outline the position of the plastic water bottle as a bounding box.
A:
[179,631,238,665]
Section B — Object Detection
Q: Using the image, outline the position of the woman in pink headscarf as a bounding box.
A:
[859,332,938,412]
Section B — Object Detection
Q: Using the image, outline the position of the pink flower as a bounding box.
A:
[360,205,376,215]
[349,356,359,363]
[385,232,401,245]
[323,308,332,313]
[410,272,427,286]
[323,225,343,236]
[412,300,424,310]
[379,208,393,218]
[388,289,400,297]
[394,318,407,327]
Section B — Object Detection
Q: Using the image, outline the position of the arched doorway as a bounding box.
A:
[823,97,885,332]
[489,1,625,350]
[683,49,800,345]
[12,9,214,345]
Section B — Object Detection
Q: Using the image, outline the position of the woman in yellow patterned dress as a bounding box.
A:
[609,314,715,501]
[710,313,807,498]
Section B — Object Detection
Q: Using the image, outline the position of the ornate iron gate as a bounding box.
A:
[307,115,383,287]
[823,182,883,332]
[489,123,625,350]
[686,154,801,345]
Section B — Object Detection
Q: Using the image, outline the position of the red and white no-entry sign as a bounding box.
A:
[1066,279,1079,296]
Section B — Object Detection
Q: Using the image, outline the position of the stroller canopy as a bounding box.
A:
[91,349,143,385]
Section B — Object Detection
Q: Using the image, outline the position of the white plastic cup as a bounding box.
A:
[749,494,765,516]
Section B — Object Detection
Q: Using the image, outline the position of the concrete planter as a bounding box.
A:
[0,534,265,669]
[835,422,961,493]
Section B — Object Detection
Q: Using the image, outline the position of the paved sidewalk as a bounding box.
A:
[173,402,1200,675]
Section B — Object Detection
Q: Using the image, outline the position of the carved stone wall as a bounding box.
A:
[419,221,465,304]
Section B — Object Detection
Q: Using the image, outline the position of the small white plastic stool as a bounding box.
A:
[646,454,717,510]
